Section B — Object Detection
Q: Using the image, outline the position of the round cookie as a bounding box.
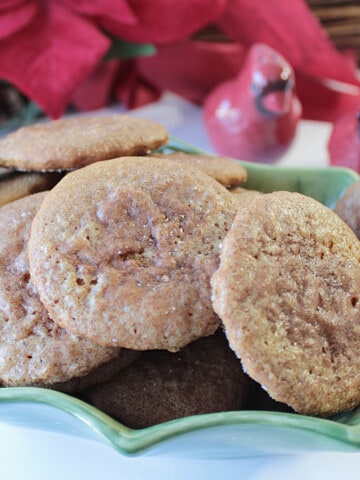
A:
[82,330,250,428]
[334,180,360,239]
[151,152,247,187]
[41,351,140,394]
[0,170,64,207]
[28,157,237,352]
[229,186,263,206]
[0,192,132,388]
[0,115,169,171]
[211,191,360,416]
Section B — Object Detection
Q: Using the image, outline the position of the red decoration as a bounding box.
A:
[203,43,302,162]
[0,0,359,123]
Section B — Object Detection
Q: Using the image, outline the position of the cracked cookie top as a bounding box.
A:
[211,191,360,416]
[28,156,237,352]
[0,192,124,387]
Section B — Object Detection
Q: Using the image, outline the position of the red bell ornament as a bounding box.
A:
[203,43,302,163]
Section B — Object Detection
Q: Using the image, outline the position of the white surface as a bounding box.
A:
[2,94,356,480]
[2,421,360,480]
[116,92,333,167]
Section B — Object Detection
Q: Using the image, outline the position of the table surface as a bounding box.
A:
[2,93,359,480]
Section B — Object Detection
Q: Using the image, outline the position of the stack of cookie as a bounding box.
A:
[1,114,360,428]
[0,115,254,427]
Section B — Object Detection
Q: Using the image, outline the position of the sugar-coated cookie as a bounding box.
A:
[28,157,237,352]
[211,191,360,416]
[151,152,247,187]
[0,115,169,171]
[229,186,263,205]
[0,170,63,207]
[0,192,130,388]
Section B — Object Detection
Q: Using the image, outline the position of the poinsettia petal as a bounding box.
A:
[62,0,137,25]
[0,1,38,40]
[101,0,227,43]
[0,2,110,118]
[115,61,160,108]
[296,72,360,122]
[218,0,360,86]
[137,40,245,104]
[71,60,119,111]
[0,0,30,12]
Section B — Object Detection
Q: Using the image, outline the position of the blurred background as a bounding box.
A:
[0,0,359,168]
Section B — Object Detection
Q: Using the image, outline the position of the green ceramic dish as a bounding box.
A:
[0,139,359,458]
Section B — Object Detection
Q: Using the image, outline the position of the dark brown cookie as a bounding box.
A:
[82,330,250,428]
[41,350,140,394]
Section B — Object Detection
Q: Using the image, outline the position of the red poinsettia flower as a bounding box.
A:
[137,40,246,105]
[101,0,227,44]
[216,0,360,120]
[120,0,360,121]
[1,0,359,122]
[71,40,246,112]
[0,0,226,118]
[218,0,360,87]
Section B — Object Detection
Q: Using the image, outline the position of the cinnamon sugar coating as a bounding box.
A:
[0,192,124,387]
[29,157,237,352]
[0,115,168,171]
[150,152,247,187]
[212,191,360,416]
[0,170,64,207]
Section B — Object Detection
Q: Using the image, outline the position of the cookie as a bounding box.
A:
[41,350,140,394]
[82,330,250,428]
[0,170,64,207]
[211,191,360,416]
[0,115,169,171]
[334,180,360,239]
[151,152,247,187]
[0,192,130,388]
[0,167,11,175]
[28,157,237,352]
[229,186,263,206]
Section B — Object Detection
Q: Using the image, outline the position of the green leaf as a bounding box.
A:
[104,38,156,61]
[0,101,44,136]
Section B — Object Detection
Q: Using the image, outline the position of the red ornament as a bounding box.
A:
[203,43,302,163]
